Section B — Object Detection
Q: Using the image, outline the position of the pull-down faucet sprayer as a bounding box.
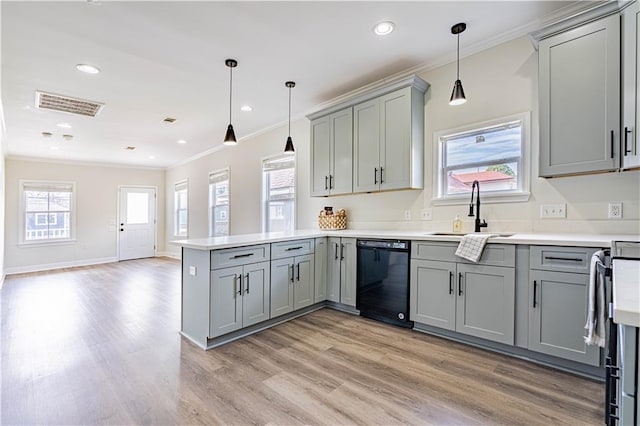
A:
[468,180,488,233]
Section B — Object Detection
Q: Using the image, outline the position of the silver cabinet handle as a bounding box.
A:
[245,273,250,294]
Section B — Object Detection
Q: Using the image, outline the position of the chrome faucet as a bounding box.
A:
[468,180,488,233]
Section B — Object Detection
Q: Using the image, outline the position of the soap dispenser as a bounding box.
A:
[453,215,462,233]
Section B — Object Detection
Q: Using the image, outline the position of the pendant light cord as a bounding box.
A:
[288,86,292,137]
[229,66,233,123]
[456,33,460,80]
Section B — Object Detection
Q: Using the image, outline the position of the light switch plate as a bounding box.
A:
[540,204,566,218]
[189,266,197,276]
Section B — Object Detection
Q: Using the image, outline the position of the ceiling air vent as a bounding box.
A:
[36,91,104,117]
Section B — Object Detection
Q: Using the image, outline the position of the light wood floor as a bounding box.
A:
[2,258,604,425]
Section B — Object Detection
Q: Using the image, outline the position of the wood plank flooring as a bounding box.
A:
[2,258,604,425]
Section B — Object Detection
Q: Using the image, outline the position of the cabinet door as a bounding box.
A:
[330,108,354,195]
[410,259,456,330]
[455,264,515,345]
[380,87,411,191]
[210,266,243,338]
[539,15,620,177]
[327,238,341,302]
[270,258,294,318]
[293,254,315,310]
[528,270,600,366]
[241,261,271,328]
[353,99,380,193]
[622,1,640,169]
[339,238,357,307]
[314,238,327,303]
[310,116,331,196]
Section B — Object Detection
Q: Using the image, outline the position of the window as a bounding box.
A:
[174,180,188,237]
[262,154,295,233]
[433,113,530,204]
[208,169,229,237]
[20,180,74,244]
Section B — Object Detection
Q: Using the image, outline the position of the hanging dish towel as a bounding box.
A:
[455,233,497,263]
[584,250,607,348]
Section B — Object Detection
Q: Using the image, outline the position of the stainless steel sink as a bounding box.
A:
[428,232,515,237]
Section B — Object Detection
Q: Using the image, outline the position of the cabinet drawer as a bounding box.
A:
[530,246,601,273]
[211,244,270,270]
[271,239,314,260]
[412,241,515,267]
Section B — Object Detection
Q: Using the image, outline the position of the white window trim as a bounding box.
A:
[174,179,189,238]
[18,179,77,247]
[208,168,230,237]
[261,152,297,233]
[431,112,531,206]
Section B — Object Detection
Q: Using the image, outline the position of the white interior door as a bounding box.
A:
[119,187,156,261]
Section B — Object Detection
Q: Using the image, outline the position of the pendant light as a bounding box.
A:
[223,59,238,145]
[284,81,296,152]
[449,23,467,106]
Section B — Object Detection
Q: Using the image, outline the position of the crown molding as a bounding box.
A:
[6,155,165,171]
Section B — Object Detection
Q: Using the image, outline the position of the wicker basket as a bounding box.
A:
[318,210,347,230]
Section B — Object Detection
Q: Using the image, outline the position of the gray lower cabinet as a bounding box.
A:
[209,261,271,338]
[314,238,327,303]
[410,259,515,345]
[270,254,315,318]
[538,14,620,177]
[327,237,357,306]
[528,270,600,366]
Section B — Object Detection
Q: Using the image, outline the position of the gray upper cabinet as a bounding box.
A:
[538,14,621,177]
[310,108,353,196]
[622,1,640,169]
[353,86,424,193]
[528,270,600,366]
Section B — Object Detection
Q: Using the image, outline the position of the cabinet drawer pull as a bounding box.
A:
[285,246,303,251]
[458,272,463,296]
[533,280,537,308]
[290,264,295,283]
[245,273,250,294]
[374,168,378,185]
[610,130,614,159]
[624,127,632,155]
[296,263,300,281]
[544,256,582,262]
[449,271,453,295]
[231,253,254,259]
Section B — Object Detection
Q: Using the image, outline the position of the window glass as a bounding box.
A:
[209,170,230,237]
[126,192,149,224]
[22,182,74,242]
[263,155,295,233]
[174,181,188,237]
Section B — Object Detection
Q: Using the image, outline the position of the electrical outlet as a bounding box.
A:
[608,202,623,219]
[189,266,197,276]
[540,204,566,218]
[421,209,432,220]
[404,210,411,220]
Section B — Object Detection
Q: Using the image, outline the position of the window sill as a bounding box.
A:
[432,192,531,206]
[18,239,77,248]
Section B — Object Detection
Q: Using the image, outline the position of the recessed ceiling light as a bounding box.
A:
[240,105,252,112]
[149,155,156,159]
[125,146,136,151]
[50,146,59,150]
[57,123,72,129]
[373,21,395,36]
[177,139,187,144]
[62,134,73,141]
[76,64,101,74]
[42,132,52,138]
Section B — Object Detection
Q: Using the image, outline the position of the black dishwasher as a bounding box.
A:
[356,239,413,328]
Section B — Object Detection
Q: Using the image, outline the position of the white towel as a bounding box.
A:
[455,233,497,263]
[584,250,606,347]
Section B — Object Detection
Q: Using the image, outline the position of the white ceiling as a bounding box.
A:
[1,1,590,168]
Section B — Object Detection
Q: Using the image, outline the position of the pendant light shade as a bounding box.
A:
[223,59,238,146]
[284,81,296,152]
[449,23,467,106]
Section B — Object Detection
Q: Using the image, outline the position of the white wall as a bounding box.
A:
[164,36,640,251]
[4,159,166,273]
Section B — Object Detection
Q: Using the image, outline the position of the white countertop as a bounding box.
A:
[613,259,640,327]
[172,229,638,250]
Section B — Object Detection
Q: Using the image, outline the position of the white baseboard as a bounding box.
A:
[157,251,181,260]
[4,256,118,276]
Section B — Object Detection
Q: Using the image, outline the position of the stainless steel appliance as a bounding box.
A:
[356,239,412,328]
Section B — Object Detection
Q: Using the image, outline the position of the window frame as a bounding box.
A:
[19,180,76,246]
[261,153,296,233]
[174,179,189,238]
[208,168,230,237]
[432,112,531,205]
